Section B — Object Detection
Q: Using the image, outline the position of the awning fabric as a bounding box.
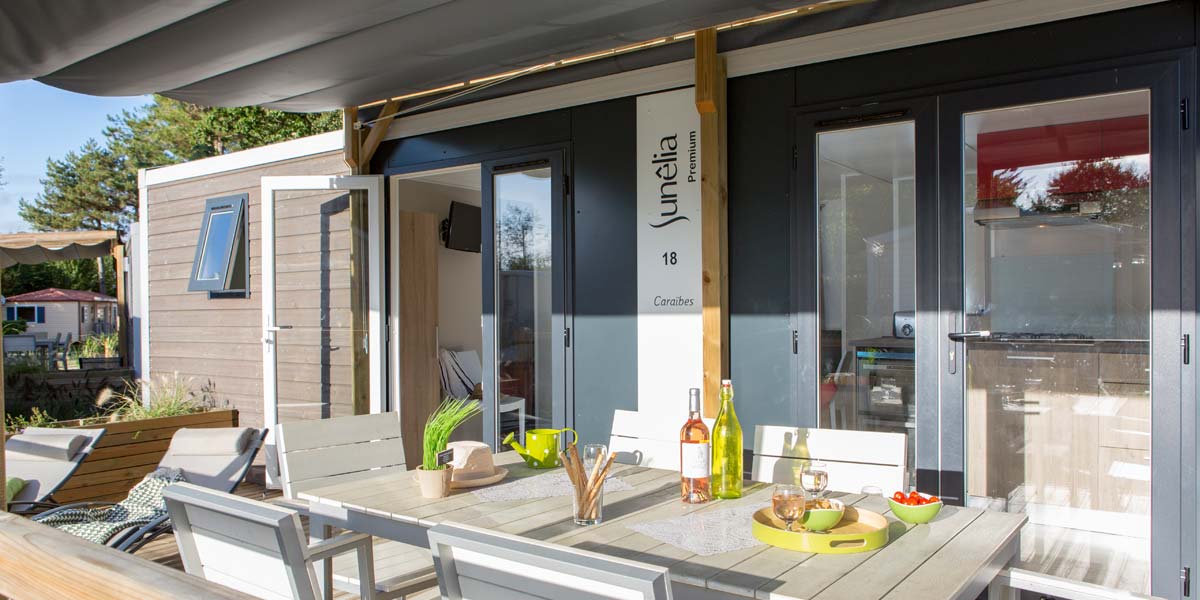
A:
[0,231,118,269]
[0,0,801,112]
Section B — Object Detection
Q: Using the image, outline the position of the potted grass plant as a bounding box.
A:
[417,397,481,498]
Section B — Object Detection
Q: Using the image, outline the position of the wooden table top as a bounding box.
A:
[299,452,1026,600]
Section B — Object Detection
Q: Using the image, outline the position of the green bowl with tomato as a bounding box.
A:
[888,492,942,524]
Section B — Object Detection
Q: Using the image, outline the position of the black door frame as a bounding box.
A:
[791,51,1195,599]
[937,59,1189,597]
[480,147,574,448]
[791,97,939,493]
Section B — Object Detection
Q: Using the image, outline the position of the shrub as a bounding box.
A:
[97,373,217,421]
[79,333,119,358]
[2,320,27,335]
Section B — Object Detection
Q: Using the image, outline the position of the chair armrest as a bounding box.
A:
[308,531,372,562]
[8,501,63,515]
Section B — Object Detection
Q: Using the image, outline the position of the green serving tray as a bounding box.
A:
[752,506,889,554]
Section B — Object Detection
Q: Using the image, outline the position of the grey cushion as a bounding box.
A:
[7,433,86,461]
[167,427,253,456]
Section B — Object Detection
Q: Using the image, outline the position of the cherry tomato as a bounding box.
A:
[893,492,906,503]
[928,496,941,504]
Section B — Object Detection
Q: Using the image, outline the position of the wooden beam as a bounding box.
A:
[0,268,6,509]
[112,244,129,368]
[695,28,729,417]
[359,99,400,168]
[343,106,361,173]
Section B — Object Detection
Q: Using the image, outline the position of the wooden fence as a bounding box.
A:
[54,409,239,504]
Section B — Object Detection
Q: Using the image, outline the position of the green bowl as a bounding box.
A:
[800,499,845,532]
[888,497,942,524]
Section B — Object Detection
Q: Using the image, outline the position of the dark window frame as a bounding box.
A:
[187,194,249,296]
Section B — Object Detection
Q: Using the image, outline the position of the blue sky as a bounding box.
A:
[0,81,149,233]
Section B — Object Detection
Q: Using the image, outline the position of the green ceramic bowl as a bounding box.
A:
[888,497,943,524]
[800,499,845,532]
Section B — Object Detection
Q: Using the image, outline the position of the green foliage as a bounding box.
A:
[1,256,116,297]
[97,373,216,421]
[3,320,26,334]
[422,397,482,470]
[18,96,340,235]
[78,333,119,358]
[4,353,46,376]
[5,407,57,433]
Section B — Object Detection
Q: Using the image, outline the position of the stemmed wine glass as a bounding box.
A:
[771,485,806,532]
[801,462,829,500]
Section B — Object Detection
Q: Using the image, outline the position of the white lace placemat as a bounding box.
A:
[472,471,633,503]
[628,503,766,556]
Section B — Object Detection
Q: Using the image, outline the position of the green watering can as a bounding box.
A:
[503,428,577,469]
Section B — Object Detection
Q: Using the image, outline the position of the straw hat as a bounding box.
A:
[447,441,508,488]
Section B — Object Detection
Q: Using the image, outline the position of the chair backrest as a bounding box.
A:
[428,521,673,600]
[751,425,907,493]
[163,482,319,600]
[159,427,267,493]
[608,409,713,470]
[4,334,37,352]
[275,412,406,499]
[6,426,106,505]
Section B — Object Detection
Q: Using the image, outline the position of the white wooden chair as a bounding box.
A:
[275,412,436,599]
[428,521,674,600]
[163,482,378,600]
[609,409,713,470]
[751,425,907,493]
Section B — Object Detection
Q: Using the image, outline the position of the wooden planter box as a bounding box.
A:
[52,409,239,504]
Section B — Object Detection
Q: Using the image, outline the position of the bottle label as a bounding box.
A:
[681,442,710,479]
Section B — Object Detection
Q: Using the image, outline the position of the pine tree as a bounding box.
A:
[18,96,339,234]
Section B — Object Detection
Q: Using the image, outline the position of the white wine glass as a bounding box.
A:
[801,462,829,499]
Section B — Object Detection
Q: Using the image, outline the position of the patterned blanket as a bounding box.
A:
[34,468,185,545]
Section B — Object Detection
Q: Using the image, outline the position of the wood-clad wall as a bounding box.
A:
[144,151,350,428]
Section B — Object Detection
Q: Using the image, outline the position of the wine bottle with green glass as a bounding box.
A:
[711,379,743,499]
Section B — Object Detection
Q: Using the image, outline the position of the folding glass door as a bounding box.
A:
[481,152,570,447]
[939,64,1185,596]
[797,100,938,492]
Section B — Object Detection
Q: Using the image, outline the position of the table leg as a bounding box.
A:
[309,515,334,600]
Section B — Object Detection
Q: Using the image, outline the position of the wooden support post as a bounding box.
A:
[344,104,399,415]
[343,106,361,173]
[113,244,129,368]
[360,100,400,167]
[695,28,729,416]
[0,268,6,509]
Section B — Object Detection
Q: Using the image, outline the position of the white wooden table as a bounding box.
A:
[299,453,1025,600]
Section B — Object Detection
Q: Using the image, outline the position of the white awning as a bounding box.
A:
[0,0,802,112]
[0,231,119,269]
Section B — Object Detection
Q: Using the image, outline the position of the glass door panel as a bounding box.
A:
[960,90,1152,593]
[487,158,565,445]
[817,121,918,485]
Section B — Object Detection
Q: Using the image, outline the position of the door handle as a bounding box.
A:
[948,330,991,342]
[265,325,294,332]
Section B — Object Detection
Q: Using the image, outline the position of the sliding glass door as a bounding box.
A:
[481,151,570,448]
[939,64,1185,597]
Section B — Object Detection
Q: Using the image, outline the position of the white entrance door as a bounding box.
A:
[260,175,385,484]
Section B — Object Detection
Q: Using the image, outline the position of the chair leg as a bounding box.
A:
[310,517,334,600]
[355,537,376,600]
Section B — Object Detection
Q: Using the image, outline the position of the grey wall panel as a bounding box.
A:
[728,69,798,434]
[569,98,639,445]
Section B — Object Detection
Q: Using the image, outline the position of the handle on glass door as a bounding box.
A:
[947,330,991,342]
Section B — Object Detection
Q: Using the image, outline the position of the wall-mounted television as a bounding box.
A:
[442,201,482,253]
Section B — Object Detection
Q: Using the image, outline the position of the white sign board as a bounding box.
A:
[636,87,702,423]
